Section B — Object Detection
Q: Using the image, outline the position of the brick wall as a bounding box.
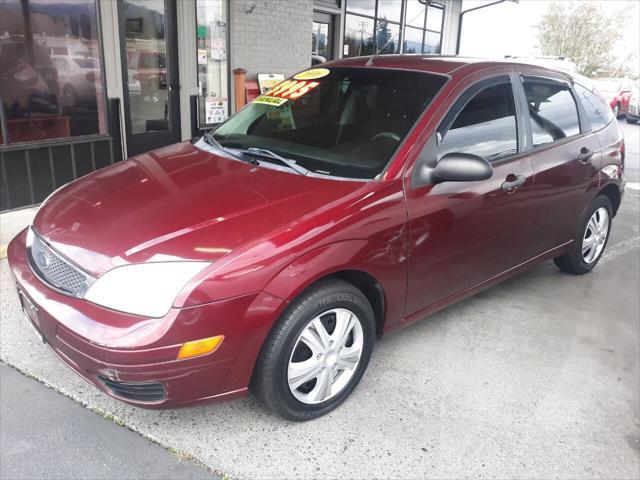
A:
[230,0,313,79]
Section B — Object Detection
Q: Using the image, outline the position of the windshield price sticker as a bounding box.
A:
[254,95,289,106]
[254,79,321,106]
[267,79,320,99]
[293,68,330,80]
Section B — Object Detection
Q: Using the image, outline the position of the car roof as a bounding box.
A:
[323,54,572,80]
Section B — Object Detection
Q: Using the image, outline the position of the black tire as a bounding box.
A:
[252,279,375,421]
[627,117,638,124]
[553,195,613,274]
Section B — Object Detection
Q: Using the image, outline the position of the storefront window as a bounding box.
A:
[344,14,375,58]
[0,0,107,144]
[405,0,426,28]
[196,0,229,127]
[376,20,400,54]
[377,0,402,23]
[344,0,443,58]
[312,22,330,59]
[121,0,171,135]
[403,3,443,54]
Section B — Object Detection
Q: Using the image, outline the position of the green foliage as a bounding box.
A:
[537,1,630,77]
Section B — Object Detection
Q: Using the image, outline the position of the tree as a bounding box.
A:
[375,18,395,54]
[537,1,630,77]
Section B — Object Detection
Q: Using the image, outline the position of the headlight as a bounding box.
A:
[84,262,210,317]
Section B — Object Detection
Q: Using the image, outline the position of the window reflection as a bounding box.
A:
[344,0,443,58]
[426,5,444,32]
[344,14,375,57]
[196,0,228,127]
[405,0,426,28]
[0,0,106,143]
[346,0,375,17]
[439,84,518,161]
[377,0,402,23]
[523,82,580,147]
[122,0,170,134]
[403,27,424,54]
[312,21,329,60]
[376,20,400,54]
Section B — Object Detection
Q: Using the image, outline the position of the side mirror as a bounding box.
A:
[433,153,493,183]
[414,152,493,186]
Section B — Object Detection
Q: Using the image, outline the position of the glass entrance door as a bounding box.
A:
[118,0,181,156]
[312,11,335,64]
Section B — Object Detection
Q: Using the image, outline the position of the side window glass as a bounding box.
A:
[574,83,614,132]
[438,83,518,161]
[523,80,580,147]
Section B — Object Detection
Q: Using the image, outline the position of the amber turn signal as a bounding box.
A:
[177,335,224,359]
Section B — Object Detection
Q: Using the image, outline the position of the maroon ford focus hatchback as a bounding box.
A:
[8,56,625,420]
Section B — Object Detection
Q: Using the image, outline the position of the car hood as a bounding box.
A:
[33,141,364,276]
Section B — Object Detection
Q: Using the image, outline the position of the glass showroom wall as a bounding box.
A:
[0,0,108,143]
[0,0,119,211]
[196,0,229,127]
[343,0,444,58]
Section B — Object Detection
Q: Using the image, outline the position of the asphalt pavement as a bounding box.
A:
[0,119,638,479]
[0,364,219,480]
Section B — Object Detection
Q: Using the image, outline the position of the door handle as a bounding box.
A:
[577,147,593,162]
[501,174,526,192]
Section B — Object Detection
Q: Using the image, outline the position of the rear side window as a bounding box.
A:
[574,83,614,131]
[523,80,580,147]
[438,83,518,161]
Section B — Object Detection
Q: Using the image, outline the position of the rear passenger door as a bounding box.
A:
[519,76,601,253]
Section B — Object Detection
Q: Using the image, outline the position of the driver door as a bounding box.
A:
[404,75,537,316]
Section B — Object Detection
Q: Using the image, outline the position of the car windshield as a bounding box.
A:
[211,67,447,179]
[73,57,99,68]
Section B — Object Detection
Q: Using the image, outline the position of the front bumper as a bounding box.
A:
[7,228,285,408]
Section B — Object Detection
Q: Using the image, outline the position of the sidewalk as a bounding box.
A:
[1,364,219,480]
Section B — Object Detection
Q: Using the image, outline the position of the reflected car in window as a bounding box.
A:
[51,56,100,107]
[594,77,634,117]
[8,57,625,420]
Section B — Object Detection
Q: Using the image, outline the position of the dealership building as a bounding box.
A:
[0,0,480,211]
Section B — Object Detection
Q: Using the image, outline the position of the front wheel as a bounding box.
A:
[252,279,375,421]
[627,117,638,124]
[553,195,612,274]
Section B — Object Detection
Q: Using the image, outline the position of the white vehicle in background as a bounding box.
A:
[128,69,142,97]
[51,55,100,107]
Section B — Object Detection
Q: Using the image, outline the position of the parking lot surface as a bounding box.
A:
[1,120,638,479]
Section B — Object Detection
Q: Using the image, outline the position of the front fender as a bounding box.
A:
[262,239,407,331]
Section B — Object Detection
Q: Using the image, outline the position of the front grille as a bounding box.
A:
[28,230,94,297]
[98,376,166,402]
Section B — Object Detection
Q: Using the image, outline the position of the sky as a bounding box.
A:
[458,0,640,77]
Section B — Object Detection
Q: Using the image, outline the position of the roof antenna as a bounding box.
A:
[366,0,432,66]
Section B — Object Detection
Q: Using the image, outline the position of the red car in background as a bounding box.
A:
[594,77,635,117]
[8,57,625,420]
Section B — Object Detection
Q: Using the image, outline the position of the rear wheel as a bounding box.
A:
[252,279,375,421]
[553,195,612,274]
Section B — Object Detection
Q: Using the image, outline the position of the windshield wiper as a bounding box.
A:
[241,147,310,176]
[203,131,257,164]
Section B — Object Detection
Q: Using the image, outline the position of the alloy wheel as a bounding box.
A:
[287,308,363,404]
[582,207,609,264]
